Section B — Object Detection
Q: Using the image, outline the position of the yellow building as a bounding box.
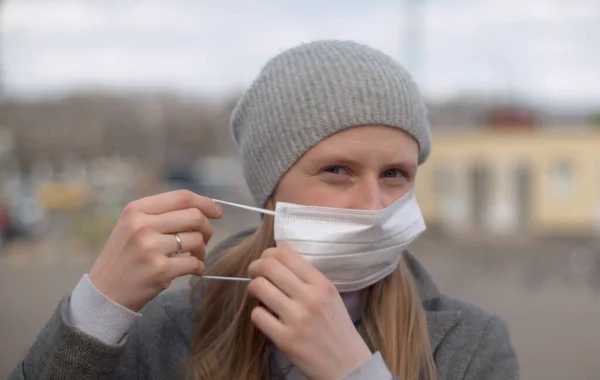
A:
[415,128,600,237]
[37,181,91,211]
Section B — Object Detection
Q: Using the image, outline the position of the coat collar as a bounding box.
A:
[168,228,461,354]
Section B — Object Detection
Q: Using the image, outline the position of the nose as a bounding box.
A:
[356,178,385,211]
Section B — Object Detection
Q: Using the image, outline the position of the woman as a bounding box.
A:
[10,40,519,380]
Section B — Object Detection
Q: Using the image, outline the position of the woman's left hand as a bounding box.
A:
[247,245,372,380]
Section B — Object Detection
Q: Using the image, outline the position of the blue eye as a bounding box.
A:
[324,166,348,175]
[382,169,405,178]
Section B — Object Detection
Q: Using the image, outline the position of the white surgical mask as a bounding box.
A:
[213,189,426,292]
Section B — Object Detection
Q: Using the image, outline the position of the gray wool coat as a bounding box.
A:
[9,228,519,380]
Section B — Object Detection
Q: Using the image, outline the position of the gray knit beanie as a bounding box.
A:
[230,40,432,207]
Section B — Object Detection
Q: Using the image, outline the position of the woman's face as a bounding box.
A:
[272,125,419,210]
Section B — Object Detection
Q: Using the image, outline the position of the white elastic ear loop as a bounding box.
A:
[213,199,276,216]
[198,199,275,283]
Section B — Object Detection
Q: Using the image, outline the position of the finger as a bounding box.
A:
[248,276,296,321]
[129,190,222,218]
[263,246,325,285]
[251,305,287,347]
[157,231,206,261]
[248,256,306,298]
[166,256,205,279]
[148,208,213,243]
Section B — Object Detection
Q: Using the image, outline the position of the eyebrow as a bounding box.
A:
[306,154,361,167]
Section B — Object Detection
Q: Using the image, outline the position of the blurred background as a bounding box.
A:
[0,0,599,378]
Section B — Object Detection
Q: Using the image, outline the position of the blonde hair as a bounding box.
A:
[189,213,437,380]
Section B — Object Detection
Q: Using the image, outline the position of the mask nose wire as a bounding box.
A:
[213,199,277,216]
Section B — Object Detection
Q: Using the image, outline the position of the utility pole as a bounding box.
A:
[403,0,427,86]
[0,0,4,97]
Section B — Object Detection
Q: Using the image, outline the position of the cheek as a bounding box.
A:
[273,175,350,208]
[381,186,413,207]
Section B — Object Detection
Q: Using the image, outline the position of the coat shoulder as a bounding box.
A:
[438,294,498,330]
[432,295,520,380]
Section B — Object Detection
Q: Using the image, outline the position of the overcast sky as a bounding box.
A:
[2,0,599,110]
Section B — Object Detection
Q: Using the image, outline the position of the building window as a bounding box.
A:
[552,159,576,199]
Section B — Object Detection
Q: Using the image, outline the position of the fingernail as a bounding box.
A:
[213,200,222,215]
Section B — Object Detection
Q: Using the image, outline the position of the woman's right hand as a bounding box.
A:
[88,190,222,312]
